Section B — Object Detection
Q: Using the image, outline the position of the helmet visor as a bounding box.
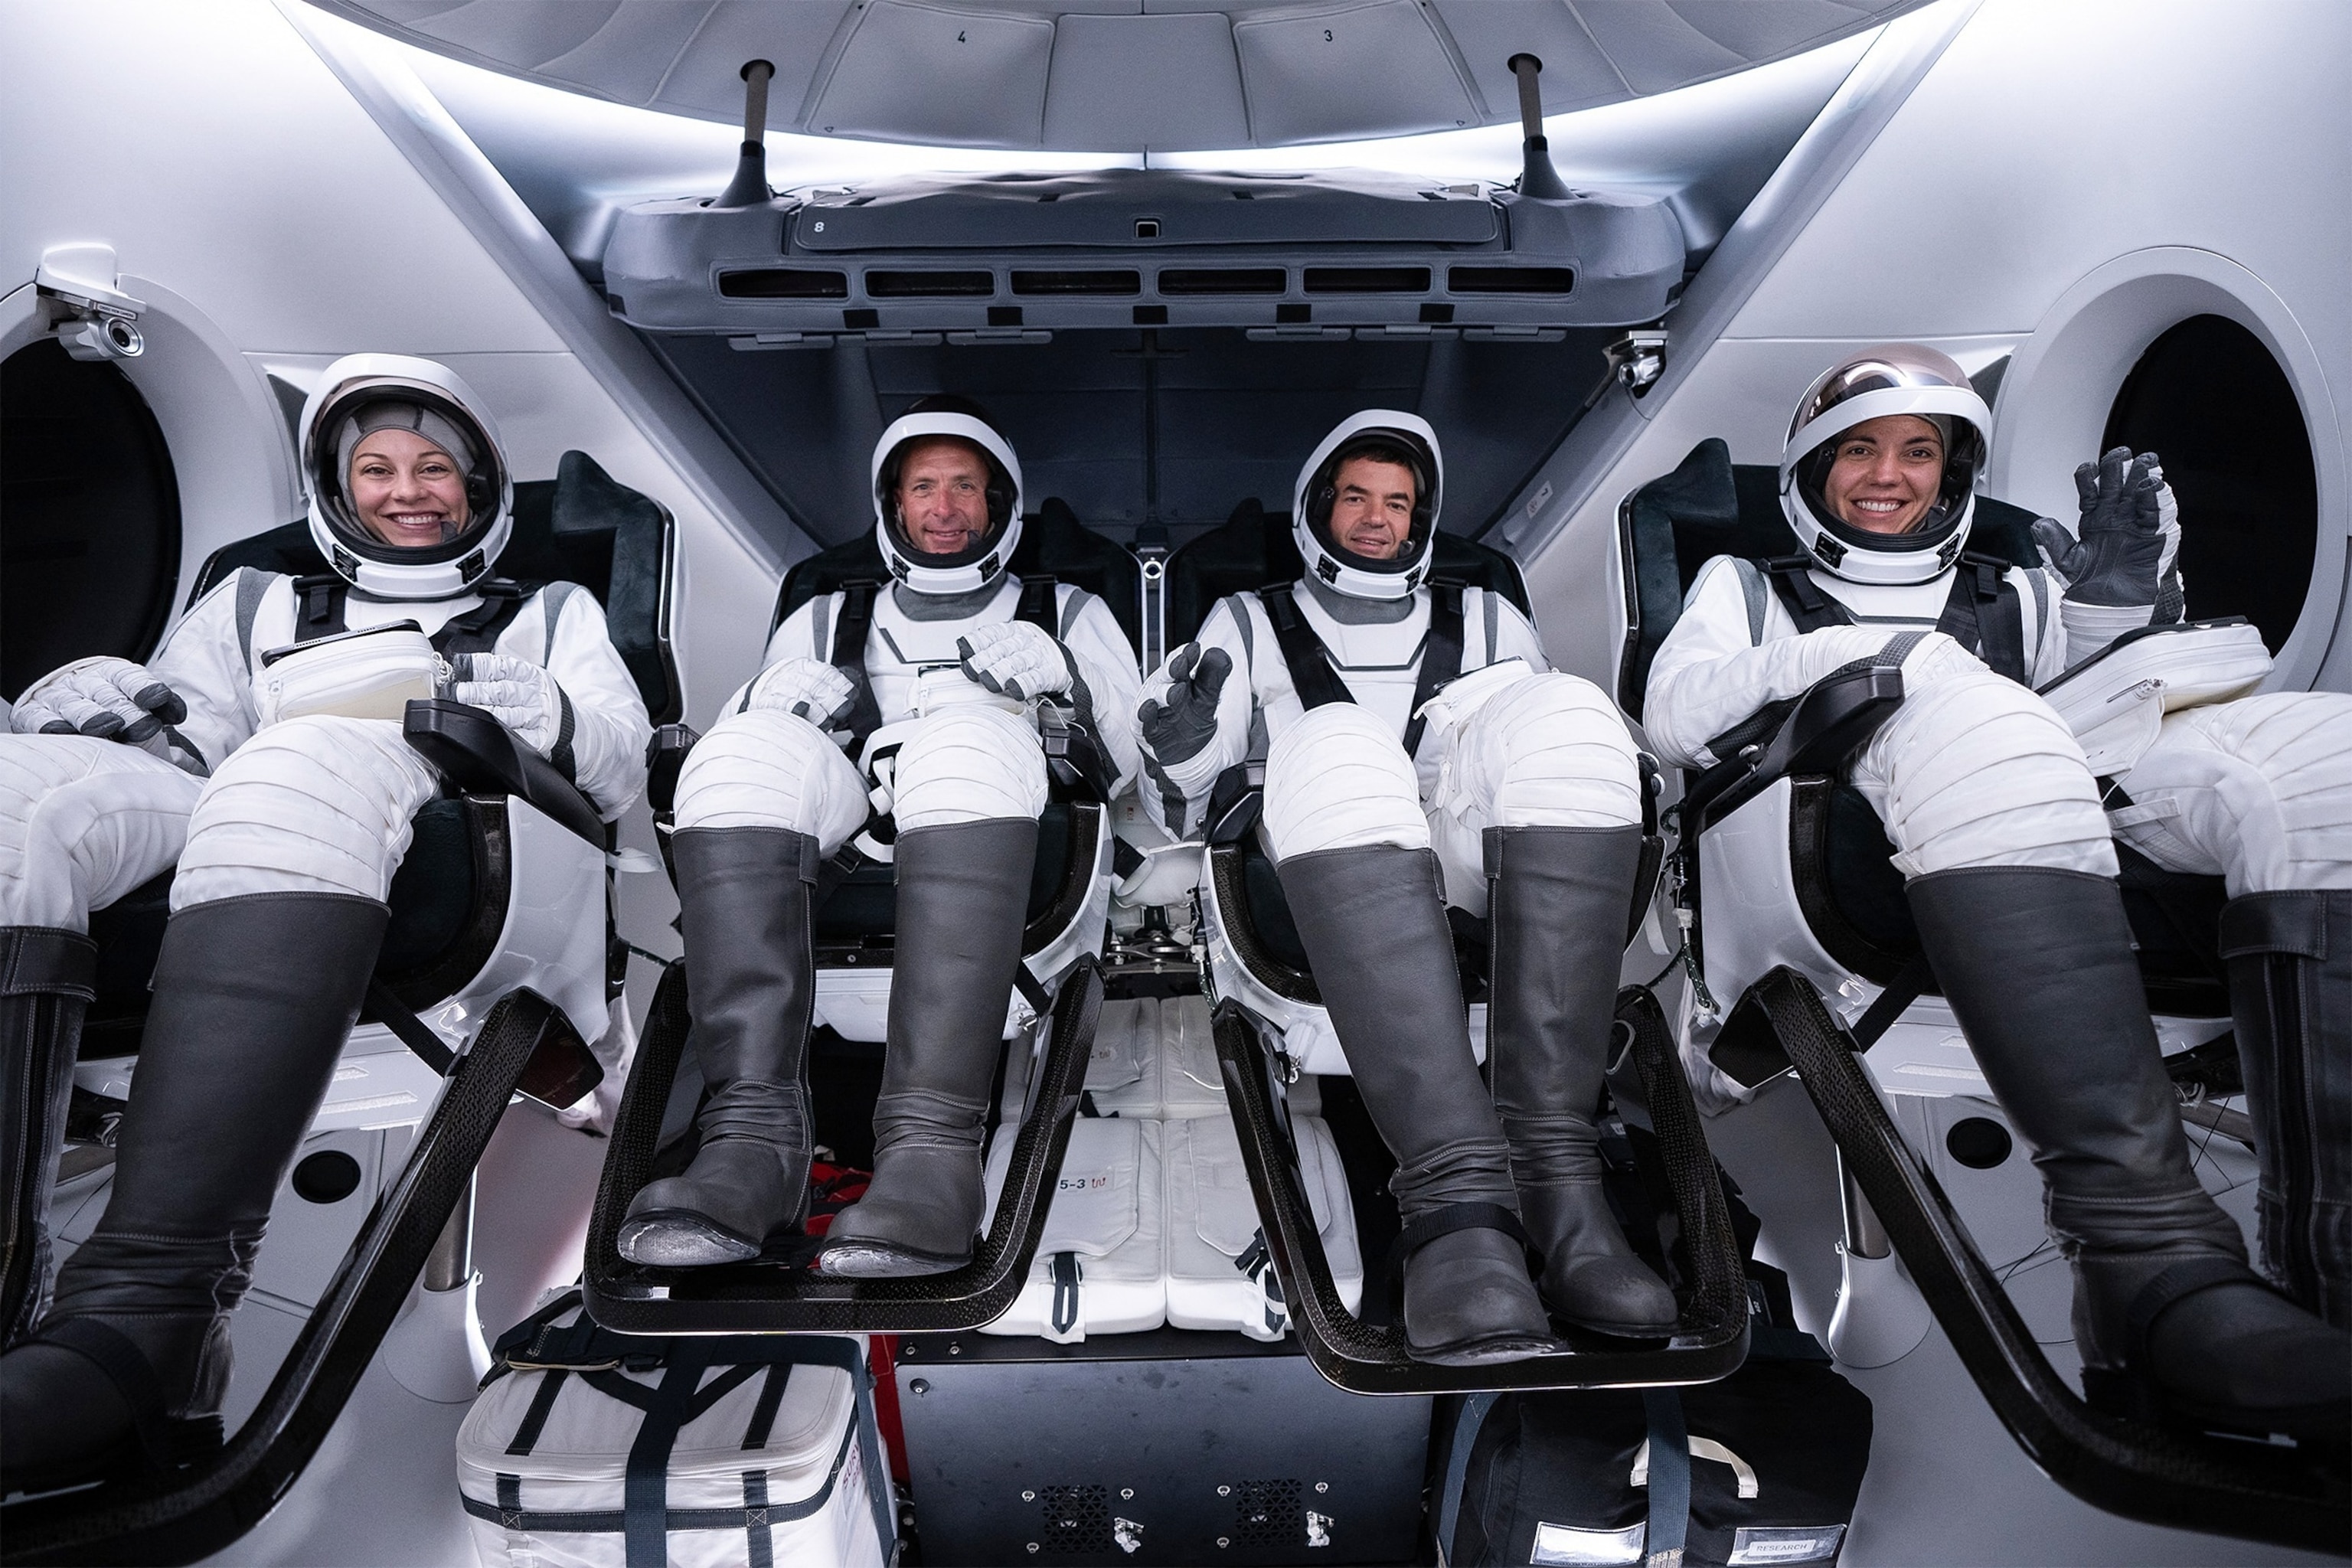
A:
[309,384,504,567]
[878,433,1014,568]
[1306,432,1438,576]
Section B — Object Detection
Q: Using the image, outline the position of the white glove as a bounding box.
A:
[957,621,1072,702]
[743,657,858,728]
[11,657,188,749]
[449,653,567,759]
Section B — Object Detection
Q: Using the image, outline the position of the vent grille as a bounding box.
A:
[865,270,995,298]
[1034,1485,1110,1553]
[1303,266,1430,294]
[1158,268,1285,296]
[1449,266,1576,295]
[719,268,848,299]
[1230,1478,1303,1547]
[1011,270,1142,296]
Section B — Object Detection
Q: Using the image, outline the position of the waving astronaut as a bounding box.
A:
[618,398,1141,1279]
[0,354,651,1492]
[1137,411,1674,1366]
[1645,344,2347,1438]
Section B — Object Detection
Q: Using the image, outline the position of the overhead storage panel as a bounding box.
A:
[803,0,1054,147]
[1044,12,1250,152]
[1233,0,1478,144]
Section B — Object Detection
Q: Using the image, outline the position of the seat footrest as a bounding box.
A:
[583,959,1102,1334]
[1211,991,1750,1395]
[1749,965,2349,1552]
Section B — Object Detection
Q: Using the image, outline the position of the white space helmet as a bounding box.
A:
[1779,345,1991,586]
[1291,410,1444,601]
[301,354,512,601]
[871,397,1024,596]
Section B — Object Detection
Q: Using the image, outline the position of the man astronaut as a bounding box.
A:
[1645,343,2347,1436]
[617,398,1142,1279]
[0,354,651,1491]
[1137,410,1676,1366]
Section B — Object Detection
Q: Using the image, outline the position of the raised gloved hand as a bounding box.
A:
[957,620,1072,702]
[743,656,858,729]
[10,657,188,745]
[450,653,568,759]
[1138,642,1233,767]
[2031,446,2180,610]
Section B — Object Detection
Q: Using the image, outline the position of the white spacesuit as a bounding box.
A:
[1137,410,1672,1365]
[0,354,650,1492]
[1645,344,2347,1438]
[617,398,1141,1280]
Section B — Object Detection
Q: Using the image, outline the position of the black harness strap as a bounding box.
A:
[1013,573,1058,632]
[1258,580,1465,754]
[286,573,537,659]
[825,579,887,753]
[1755,554,2027,684]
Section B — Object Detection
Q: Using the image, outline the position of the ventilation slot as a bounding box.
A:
[865,270,995,298]
[718,269,849,299]
[1304,266,1431,294]
[1011,270,1142,296]
[1448,266,1576,295]
[1034,1485,1110,1553]
[1159,268,1286,296]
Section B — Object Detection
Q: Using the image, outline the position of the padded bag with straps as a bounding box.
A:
[1164,1111,1363,1341]
[1436,1143,1872,1568]
[978,1115,1166,1343]
[455,1290,894,1568]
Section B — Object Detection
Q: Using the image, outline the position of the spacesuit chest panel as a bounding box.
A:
[1292,587,1429,740]
[1808,572,1952,626]
[862,577,1023,724]
[243,574,495,675]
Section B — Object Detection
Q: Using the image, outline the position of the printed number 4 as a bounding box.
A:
[957,29,966,42]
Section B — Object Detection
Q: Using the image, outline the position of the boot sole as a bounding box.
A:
[1406,1331,1560,1367]
[2082,1367,2352,1446]
[815,1239,974,1279]
[616,1212,763,1269]
[1549,1311,1679,1340]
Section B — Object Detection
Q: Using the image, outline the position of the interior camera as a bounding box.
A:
[60,314,144,361]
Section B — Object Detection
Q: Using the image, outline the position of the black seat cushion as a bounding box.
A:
[1163,498,1532,649]
[1615,439,2042,720]
[774,498,1144,658]
[80,799,485,1057]
[189,452,680,722]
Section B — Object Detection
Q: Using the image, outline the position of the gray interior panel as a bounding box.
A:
[305,0,1928,152]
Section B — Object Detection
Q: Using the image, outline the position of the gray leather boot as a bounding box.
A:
[2220,888,2351,1328]
[1280,844,1554,1366]
[1909,866,2350,1440]
[2,926,97,1346]
[1485,827,1678,1335]
[820,818,1037,1279]
[620,828,823,1267]
[0,892,386,1494]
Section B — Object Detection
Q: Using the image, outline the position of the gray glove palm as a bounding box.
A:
[2031,446,2182,614]
[1138,643,1232,767]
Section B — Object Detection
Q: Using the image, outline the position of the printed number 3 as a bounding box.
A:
[1325,28,1334,41]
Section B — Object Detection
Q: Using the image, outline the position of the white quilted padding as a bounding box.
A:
[978,1116,1166,1342]
[1164,1113,1361,1340]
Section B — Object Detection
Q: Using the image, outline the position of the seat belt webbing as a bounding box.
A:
[1754,554,2027,683]
[1258,581,1465,755]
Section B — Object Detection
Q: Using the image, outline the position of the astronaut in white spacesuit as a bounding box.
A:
[1137,410,1675,1366]
[617,398,1141,1280]
[0,354,651,1491]
[1645,344,2347,1436]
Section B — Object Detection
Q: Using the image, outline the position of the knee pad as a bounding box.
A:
[891,706,1048,831]
[1455,673,1643,830]
[174,717,441,908]
[0,737,200,928]
[1855,668,2115,878]
[673,708,871,851]
[1262,704,1427,862]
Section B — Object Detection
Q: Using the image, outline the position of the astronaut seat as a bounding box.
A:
[1612,438,2345,1547]
[583,496,1137,1334]
[1158,498,1752,1395]
[0,449,679,1553]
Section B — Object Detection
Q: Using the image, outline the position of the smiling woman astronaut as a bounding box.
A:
[0,354,651,1495]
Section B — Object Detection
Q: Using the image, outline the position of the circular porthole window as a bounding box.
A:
[2103,314,2318,653]
[2,338,182,698]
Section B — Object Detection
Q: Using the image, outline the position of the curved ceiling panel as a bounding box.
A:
[302,0,1929,152]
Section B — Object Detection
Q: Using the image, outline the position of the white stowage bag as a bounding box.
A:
[2037,619,2272,776]
[1164,1112,1361,1341]
[1076,995,1231,1120]
[254,623,446,727]
[455,1311,887,1568]
[979,1115,1168,1342]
